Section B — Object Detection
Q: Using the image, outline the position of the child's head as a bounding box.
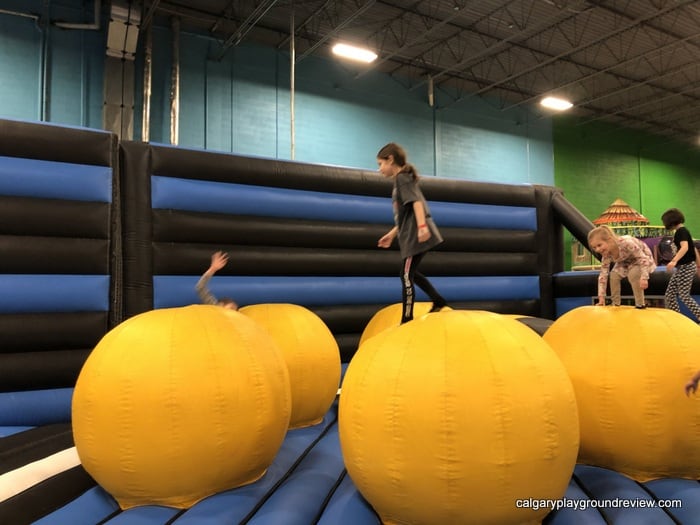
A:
[661,208,684,230]
[377,142,407,166]
[377,142,419,179]
[587,225,617,256]
[217,297,238,310]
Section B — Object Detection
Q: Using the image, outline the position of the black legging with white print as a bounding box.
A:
[401,252,447,324]
[666,261,700,321]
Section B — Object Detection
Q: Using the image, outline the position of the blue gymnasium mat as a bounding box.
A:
[21,403,700,525]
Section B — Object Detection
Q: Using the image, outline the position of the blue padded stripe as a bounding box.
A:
[32,486,120,525]
[433,201,537,230]
[545,477,607,524]
[151,176,537,230]
[645,478,700,524]
[153,275,541,309]
[0,426,33,438]
[0,156,112,202]
[0,388,72,426]
[246,424,344,525]
[555,297,592,318]
[0,275,109,313]
[173,409,339,524]
[106,505,181,524]
[317,473,381,525]
[573,465,676,524]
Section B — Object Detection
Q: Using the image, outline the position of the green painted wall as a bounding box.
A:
[553,117,700,269]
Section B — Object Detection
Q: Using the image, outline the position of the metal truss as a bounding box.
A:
[148,0,700,142]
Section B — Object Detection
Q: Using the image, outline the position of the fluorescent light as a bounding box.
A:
[332,43,377,63]
[540,96,573,111]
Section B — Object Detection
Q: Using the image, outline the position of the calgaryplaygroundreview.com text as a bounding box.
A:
[515,497,683,512]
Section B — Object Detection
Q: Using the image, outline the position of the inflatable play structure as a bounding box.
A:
[1,117,700,524]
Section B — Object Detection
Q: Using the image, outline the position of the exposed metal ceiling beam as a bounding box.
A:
[462,0,694,99]
[216,0,279,60]
[415,0,593,89]
[296,0,376,62]
[354,0,468,78]
[581,80,700,126]
[142,0,162,29]
[578,59,699,106]
[277,0,335,48]
[502,30,700,110]
[210,0,236,33]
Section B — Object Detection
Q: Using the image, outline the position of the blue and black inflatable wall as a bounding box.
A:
[120,141,565,360]
[0,119,118,396]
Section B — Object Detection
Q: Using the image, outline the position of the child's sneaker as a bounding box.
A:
[429,303,450,313]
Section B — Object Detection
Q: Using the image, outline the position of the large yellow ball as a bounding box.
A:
[543,305,700,481]
[72,305,291,509]
[240,303,341,429]
[340,310,579,525]
[360,302,442,345]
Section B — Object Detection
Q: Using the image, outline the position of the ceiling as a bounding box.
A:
[145,0,700,145]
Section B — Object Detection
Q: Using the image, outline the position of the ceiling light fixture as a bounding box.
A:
[331,43,377,63]
[540,96,573,111]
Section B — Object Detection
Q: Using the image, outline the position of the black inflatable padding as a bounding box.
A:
[0,196,110,238]
[152,243,538,277]
[151,210,537,253]
[0,350,92,392]
[0,312,107,351]
[0,236,110,274]
[0,119,115,167]
[551,191,596,259]
[513,316,553,336]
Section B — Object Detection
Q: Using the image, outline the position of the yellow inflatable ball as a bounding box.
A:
[72,305,291,509]
[239,303,340,429]
[543,305,700,481]
[340,310,579,525]
[360,302,449,345]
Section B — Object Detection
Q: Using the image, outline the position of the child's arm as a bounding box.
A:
[685,370,700,396]
[667,240,689,271]
[596,258,611,305]
[378,226,398,248]
[196,251,229,305]
[412,201,431,243]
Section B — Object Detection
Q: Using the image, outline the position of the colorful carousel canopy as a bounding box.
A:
[593,198,649,225]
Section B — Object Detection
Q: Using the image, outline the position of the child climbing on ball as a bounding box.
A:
[587,225,656,309]
[196,251,238,310]
[685,370,700,396]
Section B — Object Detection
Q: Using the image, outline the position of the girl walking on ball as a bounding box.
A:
[376,142,448,324]
[661,208,700,321]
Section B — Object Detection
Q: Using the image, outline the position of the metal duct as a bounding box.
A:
[55,0,101,30]
[106,1,140,60]
[142,22,152,142]
[102,1,141,139]
[170,16,180,145]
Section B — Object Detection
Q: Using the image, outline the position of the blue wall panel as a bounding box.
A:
[0,275,110,313]
[437,102,553,185]
[0,7,42,121]
[0,2,554,185]
[204,58,234,153]
[0,388,73,426]
[136,27,553,184]
[153,275,541,309]
[178,33,210,150]
[150,176,538,229]
[0,1,104,128]
[0,156,112,202]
